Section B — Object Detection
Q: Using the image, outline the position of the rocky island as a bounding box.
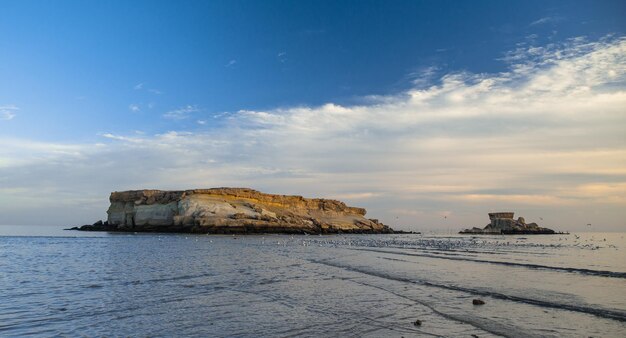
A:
[460,212,558,235]
[72,188,397,234]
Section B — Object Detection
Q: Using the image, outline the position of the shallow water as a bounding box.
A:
[0,226,625,337]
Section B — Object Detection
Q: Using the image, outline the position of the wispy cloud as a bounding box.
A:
[0,105,18,121]
[226,59,237,68]
[162,105,199,120]
[329,192,380,200]
[1,36,625,230]
[530,16,562,26]
[129,104,141,112]
[277,52,287,63]
[212,112,230,119]
[134,83,162,94]
[406,65,440,87]
[0,111,16,120]
[100,133,143,143]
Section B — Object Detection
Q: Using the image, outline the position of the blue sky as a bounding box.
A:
[1,1,625,230]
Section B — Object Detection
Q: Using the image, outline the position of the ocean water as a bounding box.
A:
[0,226,624,337]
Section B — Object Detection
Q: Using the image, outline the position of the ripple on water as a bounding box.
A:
[0,232,625,337]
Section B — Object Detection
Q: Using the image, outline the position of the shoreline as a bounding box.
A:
[66,223,419,235]
[459,230,569,235]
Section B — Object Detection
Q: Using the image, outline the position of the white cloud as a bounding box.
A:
[226,59,237,67]
[329,192,380,200]
[0,105,18,120]
[129,104,141,112]
[277,52,287,63]
[100,133,143,143]
[162,105,200,120]
[530,16,562,26]
[1,111,16,120]
[407,65,440,87]
[134,83,161,94]
[1,36,625,230]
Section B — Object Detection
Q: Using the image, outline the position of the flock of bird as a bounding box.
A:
[278,233,620,253]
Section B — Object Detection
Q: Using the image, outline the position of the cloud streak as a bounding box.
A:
[529,16,562,26]
[0,105,18,121]
[162,105,200,120]
[1,37,625,230]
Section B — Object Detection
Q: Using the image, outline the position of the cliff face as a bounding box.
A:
[81,188,393,234]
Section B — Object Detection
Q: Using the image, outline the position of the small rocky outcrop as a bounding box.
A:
[73,188,396,234]
[460,212,557,235]
[472,299,485,305]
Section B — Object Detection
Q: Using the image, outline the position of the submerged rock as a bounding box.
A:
[472,299,485,305]
[460,212,557,235]
[73,188,396,234]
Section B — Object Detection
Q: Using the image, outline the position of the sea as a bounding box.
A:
[0,225,624,337]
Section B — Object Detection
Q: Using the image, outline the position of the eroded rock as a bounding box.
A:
[75,188,396,234]
[460,212,557,235]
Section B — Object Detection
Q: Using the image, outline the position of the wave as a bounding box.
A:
[349,247,626,279]
[311,258,626,323]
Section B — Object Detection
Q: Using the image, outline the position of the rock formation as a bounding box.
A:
[460,212,556,234]
[73,188,395,234]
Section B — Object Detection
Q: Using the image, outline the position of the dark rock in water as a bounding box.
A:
[460,212,559,235]
[393,230,421,234]
[69,188,399,235]
[75,222,118,232]
[472,299,485,305]
[413,319,422,326]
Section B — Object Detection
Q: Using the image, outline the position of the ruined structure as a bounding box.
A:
[73,188,395,234]
[460,212,556,234]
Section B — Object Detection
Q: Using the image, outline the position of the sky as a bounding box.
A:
[0,0,625,232]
